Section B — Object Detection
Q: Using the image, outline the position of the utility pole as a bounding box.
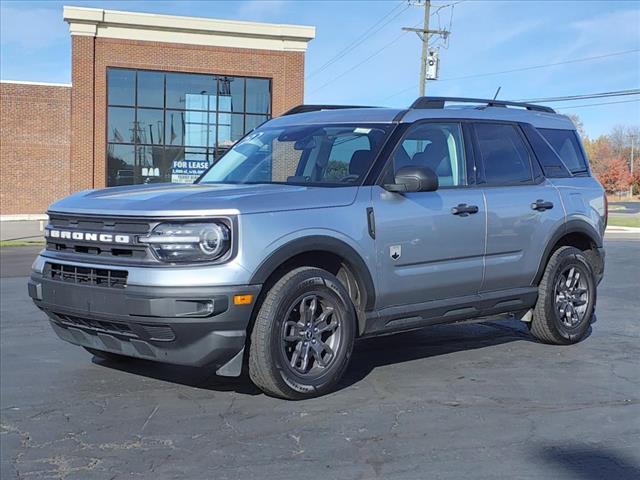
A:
[403,0,450,96]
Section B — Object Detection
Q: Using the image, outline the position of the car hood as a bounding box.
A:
[48,183,359,216]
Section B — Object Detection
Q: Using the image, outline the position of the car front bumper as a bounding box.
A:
[28,266,261,376]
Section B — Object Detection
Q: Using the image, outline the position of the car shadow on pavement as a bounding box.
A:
[337,319,540,392]
[89,356,262,395]
[537,444,640,480]
[90,319,586,398]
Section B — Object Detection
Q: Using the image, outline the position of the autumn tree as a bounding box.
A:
[632,171,640,196]
[597,157,632,194]
[565,115,637,195]
[583,135,613,173]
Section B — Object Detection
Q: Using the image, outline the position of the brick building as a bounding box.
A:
[0,6,315,216]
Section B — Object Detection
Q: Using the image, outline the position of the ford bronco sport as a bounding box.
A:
[29,96,606,399]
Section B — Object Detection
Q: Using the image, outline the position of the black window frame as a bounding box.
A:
[105,67,272,187]
[520,123,572,178]
[470,120,543,187]
[537,127,590,176]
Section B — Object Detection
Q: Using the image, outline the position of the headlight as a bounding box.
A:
[140,222,231,263]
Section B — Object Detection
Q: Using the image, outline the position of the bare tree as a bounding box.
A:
[566,114,586,139]
[609,125,640,159]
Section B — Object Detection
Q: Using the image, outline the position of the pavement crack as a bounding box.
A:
[218,396,240,435]
[289,433,305,456]
[141,405,159,433]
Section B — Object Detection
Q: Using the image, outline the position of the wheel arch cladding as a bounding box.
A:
[249,235,376,313]
[533,219,603,286]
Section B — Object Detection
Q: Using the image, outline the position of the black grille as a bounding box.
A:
[53,313,137,338]
[48,214,151,233]
[139,324,176,342]
[52,313,175,342]
[45,214,154,263]
[45,262,128,289]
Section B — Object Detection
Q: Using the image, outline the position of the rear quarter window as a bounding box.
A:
[538,128,589,175]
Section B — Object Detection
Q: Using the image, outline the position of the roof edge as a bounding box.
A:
[62,5,316,52]
[0,80,72,87]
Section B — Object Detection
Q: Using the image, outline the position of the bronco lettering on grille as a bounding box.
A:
[45,229,131,244]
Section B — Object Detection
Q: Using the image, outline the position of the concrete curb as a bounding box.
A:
[605,226,640,234]
[1,214,48,222]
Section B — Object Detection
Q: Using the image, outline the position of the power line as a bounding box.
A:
[429,0,464,49]
[519,89,640,103]
[555,98,640,110]
[382,48,640,102]
[307,0,462,84]
[310,30,410,95]
[306,1,408,79]
[310,16,426,95]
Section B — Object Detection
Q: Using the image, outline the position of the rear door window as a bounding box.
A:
[538,128,588,174]
[474,123,533,185]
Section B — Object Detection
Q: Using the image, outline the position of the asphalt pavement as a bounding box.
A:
[1,237,639,480]
[609,201,640,216]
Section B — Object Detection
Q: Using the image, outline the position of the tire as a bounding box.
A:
[530,246,596,345]
[249,267,356,399]
[84,347,129,362]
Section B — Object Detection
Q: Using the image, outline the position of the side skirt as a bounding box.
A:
[362,287,538,336]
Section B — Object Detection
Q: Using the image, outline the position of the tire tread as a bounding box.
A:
[249,267,353,399]
[530,246,594,345]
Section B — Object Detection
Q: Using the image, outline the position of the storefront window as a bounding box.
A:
[107,69,135,106]
[106,68,271,186]
[246,78,271,114]
[137,71,164,108]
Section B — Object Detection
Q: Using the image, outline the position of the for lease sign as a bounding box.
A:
[171,160,210,183]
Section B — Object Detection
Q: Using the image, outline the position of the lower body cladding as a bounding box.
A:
[28,269,262,377]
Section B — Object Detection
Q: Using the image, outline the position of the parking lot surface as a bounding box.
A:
[1,236,639,479]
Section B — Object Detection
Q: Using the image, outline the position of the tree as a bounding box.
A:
[609,125,640,159]
[566,114,586,139]
[583,135,613,172]
[594,156,632,194]
[631,170,640,197]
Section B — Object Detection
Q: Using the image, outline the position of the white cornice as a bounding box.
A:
[63,6,316,52]
[0,80,72,87]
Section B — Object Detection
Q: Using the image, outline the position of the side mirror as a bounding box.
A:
[384,165,438,193]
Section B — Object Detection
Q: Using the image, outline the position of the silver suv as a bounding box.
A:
[29,97,606,399]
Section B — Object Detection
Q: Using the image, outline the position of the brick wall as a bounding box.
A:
[0,38,306,214]
[73,37,305,190]
[0,83,71,215]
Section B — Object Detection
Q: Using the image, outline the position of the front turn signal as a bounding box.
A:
[233,294,254,305]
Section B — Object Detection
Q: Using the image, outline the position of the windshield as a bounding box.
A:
[197,123,392,186]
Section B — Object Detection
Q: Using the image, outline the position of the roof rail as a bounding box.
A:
[410,96,555,114]
[282,104,374,116]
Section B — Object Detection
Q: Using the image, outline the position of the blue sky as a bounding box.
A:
[1,0,638,137]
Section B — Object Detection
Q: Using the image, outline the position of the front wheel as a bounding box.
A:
[530,246,596,345]
[249,267,356,399]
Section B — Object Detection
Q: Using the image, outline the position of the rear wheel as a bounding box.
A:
[84,347,129,362]
[249,267,356,399]
[530,246,596,344]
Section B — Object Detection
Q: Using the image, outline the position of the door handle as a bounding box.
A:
[531,199,554,211]
[451,203,479,216]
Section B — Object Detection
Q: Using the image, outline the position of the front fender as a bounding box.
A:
[249,230,377,311]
